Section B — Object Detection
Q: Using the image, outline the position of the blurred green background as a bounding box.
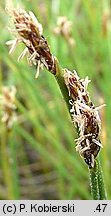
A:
[0,0,111,200]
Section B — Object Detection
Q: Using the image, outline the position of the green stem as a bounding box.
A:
[1,125,19,199]
[97,158,107,199]
[89,157,107,200]
[1,127,14,199]
[54,58,72,112]
[89,162,99,200]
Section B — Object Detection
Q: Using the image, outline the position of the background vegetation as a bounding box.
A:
[0,0,111,199]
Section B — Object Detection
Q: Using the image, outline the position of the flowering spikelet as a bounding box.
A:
[6,9,56,76]
[0,86,17,129]
[64,69,105,168]
[53,16,75,46]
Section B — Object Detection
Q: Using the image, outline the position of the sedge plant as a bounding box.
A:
[6,8,107,200]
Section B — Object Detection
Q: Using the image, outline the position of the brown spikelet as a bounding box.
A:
[0,86,17,129]
[6,9,56,75]
[64,69,105,168]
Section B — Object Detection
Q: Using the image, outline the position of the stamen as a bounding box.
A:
[92,139,103,148]
[18,47,28,61]
[8,38,18,54]
[35,60,40,79]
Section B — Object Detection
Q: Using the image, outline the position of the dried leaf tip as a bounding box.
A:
[6,8,56,76]
[64,69,105,168]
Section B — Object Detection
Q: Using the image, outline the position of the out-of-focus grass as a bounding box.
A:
[0,0,111,199]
